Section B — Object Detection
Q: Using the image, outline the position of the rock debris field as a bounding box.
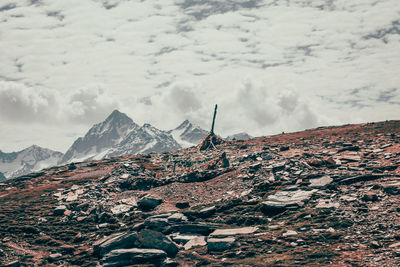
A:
[0,121,400,266]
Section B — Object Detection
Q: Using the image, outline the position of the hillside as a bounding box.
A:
[0,121,399,266]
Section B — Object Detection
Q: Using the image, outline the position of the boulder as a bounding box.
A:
[175,202,190,209]
[198,206,216,218]
[111,204,133,215]
[138,229,178,257]
[184,236,206,250]
[102,248,166,267]
[309,176,333,188]
[93,232,139,257]
[207,237,235,251]
[137,195,163,211]
[54,205,67,215]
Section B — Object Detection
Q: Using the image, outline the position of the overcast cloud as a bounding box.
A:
[0,0,399,152]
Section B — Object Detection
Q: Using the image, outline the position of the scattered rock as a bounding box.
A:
[137,195,163,211]
[207,237,235,251]
[309,176,333,188]
[210,227,258,237]
[111,204,133,215]
[184,236,207,250]
[261,190,317,214]
[53,205,67,215]
[138,229,178,257]
[175,202,190,209]
[102,248,166,266]
[4,261,20,267]
[93,232,139,257]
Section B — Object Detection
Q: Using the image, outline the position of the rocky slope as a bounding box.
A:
[226,132,252,141]
[0,145,63,179]
[0,121,399,266]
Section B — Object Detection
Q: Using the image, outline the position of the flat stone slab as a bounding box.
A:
[262,189,318,209]
[102,248,166,266]
[309,176,333,187]
[210,227,258,237]
[93,232,138,257]
[207,237,235,251]
[111,204,133,215]
[184,236,207,250]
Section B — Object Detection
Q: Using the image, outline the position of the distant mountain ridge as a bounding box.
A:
[0,110,251,179]
[0,145,63,179]
[61,110,139,163]
[168,119,209,148]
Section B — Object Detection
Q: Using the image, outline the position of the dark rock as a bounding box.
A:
[162,258,179,267]
[174,223,215,236]
[175,202,190,209]
[137,195,163,211]
[280,146,290,151]
[362,192,379,202]
[144,217,169,232]
[93,232,139,257]
[54,205,67,215]
[4,261,20,267]
[102,248,166,267]
[198,206,216,218]
[138,229,178,257]
[207,237,235,251]
[261,190,317,215]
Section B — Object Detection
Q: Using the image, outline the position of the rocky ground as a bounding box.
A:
[0,120,399,266]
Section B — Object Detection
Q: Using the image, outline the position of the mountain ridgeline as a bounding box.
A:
[0,110,250,179]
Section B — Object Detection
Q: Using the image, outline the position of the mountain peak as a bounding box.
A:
[105,110,132,123]
[176,119,191,130]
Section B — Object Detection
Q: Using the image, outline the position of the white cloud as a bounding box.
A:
[0,0,399,151]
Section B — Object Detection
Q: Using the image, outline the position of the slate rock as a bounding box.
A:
[261,190,317,214]
[207,237,235,251]
[137,195,163,211]
[138,229,178,257]
[4,261,20,267]
[184,236,206,250]
[102,248,166,267]
[309,176,333,188]
[93,232,139,257]
[54,205,67,215]
[175,202,190,209]
[210,227,258,237]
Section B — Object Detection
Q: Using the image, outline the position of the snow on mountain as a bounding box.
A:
[106,123,181,157]
[0,145,63,179]
[168,120,209,148]
[62,110,181,163]
[226,132,253,141]
[61,110,139,164]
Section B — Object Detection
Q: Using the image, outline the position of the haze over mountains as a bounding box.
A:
[0,110,250,179]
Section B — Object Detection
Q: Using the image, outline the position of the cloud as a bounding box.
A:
[66,85,119,123]
[0,81,118,125]
[0,0,399,151]
[0,81,55,123]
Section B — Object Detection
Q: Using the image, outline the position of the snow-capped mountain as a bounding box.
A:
[62,110,181,163]
[0,145,63,179]
[226,132,252,141]
[106,123,181,157]
[168,120,209,148]
[61,110,139,163]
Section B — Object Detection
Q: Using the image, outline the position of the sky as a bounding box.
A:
[0,0,399,153]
